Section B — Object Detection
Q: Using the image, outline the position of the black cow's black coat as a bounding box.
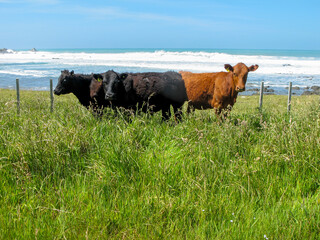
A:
[54,70,108,114]
[102,70,188,120]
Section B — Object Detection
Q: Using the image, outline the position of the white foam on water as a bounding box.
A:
[0,50,320,92]
[0,69,51,78]
[1,50,319,75]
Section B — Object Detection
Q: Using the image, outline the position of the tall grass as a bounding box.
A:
[0,88,319,239]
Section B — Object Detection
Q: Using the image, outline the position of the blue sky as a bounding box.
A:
[0,0,319,50]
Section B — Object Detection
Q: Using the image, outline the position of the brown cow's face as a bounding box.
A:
[90,74,103,98]
[225,63,259,92]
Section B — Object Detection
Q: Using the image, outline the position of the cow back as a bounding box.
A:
[180,71,220,107]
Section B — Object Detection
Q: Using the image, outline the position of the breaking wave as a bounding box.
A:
[0,49,320,93]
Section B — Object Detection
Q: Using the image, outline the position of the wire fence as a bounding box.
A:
[13,78,294,115]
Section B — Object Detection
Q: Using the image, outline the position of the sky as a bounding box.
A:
[0,0,319,50]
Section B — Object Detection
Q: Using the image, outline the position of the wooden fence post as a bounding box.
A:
[287,82,292,113]
[50,79,54,112]
[259,81,264,110]
[16,78,20,114]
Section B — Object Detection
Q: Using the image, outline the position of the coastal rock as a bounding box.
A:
[301,91,317,95]
[301,86,320,95]
[0,48,14,54]
[311,86,320,91]
[283,64,292,67]
[247,88,259,92]
[248,86,275,93]
[0,48,9,53]
[264,87,274,93]
[285,86,300,90]
[302,91,320,95]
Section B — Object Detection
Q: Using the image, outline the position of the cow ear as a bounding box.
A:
[92,74,103,82]
[224,64,234,72]
[123,77,132,92]
[249,64,259,72]
[70,70,74,75]
[119,73,128,80]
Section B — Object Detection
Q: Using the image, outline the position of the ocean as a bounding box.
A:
[1,48,320,95]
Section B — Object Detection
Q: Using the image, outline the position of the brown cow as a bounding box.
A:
[180,62,258,117]
[89,73,104,99]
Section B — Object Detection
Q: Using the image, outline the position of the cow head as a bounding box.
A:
[224,63,259,92]
[54,70,75,95]
[103,70,128,101]
[90,74,104,98]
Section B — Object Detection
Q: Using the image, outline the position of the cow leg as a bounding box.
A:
[187,103,195,114]
[212,99,226,122]
[215,107,232,123]
[173,105,183,122]
[223,105,232,119]
[215,108,222,117]
[161,105,171,121]
[214,108,225,123]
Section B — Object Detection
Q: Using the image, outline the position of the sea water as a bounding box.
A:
[0,48,320,95]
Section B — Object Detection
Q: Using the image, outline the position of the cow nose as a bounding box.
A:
[236,87,245,92]
[105,93,114,100]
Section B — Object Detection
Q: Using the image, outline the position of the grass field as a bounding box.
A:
[0,88,320,239]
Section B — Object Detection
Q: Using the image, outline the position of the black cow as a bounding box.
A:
[54,70,108,114]
[98,70,188,120]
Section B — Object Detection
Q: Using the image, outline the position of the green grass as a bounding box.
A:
[0,88,320,239]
